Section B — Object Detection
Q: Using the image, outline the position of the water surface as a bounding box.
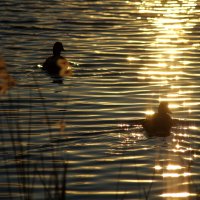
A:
[1,0,200,199]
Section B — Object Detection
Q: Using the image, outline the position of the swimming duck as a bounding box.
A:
[43,42,72,76]
[142,102,173,137]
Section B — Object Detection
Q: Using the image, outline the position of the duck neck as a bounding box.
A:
[158,111,169,116]
[53,50,61,56]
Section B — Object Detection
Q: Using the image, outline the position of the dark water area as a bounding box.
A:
[1,0,200,199]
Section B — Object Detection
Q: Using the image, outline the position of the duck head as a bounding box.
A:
[53,42,64,56]
[158,102,171,114]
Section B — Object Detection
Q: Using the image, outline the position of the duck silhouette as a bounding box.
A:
[43,42,72,76]
[142,102,173,137]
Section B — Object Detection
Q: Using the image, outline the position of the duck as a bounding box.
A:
[142,102,173,137]
[43,42,72,77]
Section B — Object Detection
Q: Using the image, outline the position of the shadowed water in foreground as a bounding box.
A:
[1,0,200,199]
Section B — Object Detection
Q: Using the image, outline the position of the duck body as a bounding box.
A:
[142,113,173,137]
[43,55,61,75]
[43,42,68,76]
[142,102,173,137]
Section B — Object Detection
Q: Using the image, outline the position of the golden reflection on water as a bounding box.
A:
[154,137,196,199]
[127,0,198,111]
[160,192,196,198]
[145,110,155,115]
[133,0,198,118]
[154,147,195,199]
[133,0,198,199]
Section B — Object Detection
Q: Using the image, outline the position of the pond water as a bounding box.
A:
[1,0,200,199]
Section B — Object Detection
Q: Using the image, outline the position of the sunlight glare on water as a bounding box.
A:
[0,0,200,199]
